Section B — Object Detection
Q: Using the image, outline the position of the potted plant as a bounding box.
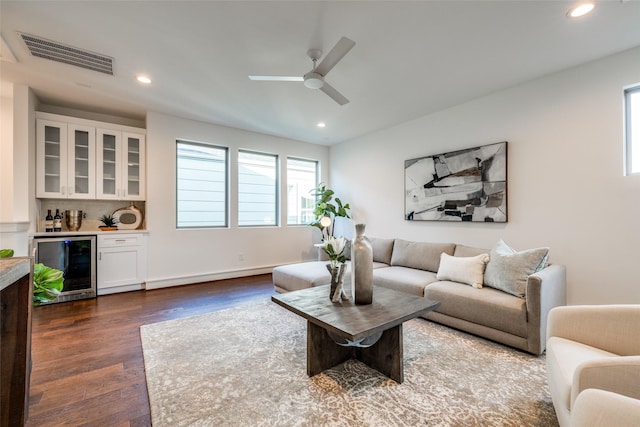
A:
[99,214,118,231]
[310,183,351,239]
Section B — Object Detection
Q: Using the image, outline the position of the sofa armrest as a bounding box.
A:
[524,264,567,354]
[571,388,640,427]
[547,305,640,355]
[571,356,640,406]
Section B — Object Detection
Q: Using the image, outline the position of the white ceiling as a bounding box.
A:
[1,1,640,145]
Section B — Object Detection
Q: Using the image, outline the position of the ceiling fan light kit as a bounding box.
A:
[303,72,324,89]
[249,36,355,105]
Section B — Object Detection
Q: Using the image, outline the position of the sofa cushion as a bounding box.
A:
[344,237,393,263]
[454,244,489,257]
[436,252,489,289]
[484,239,549,298]
[424,281,528,337]
[546,336,618,413]
[390,239,455,272]
[273,261,351,292]
[369,237,395,264]
[273,260,388,293]
[373,266,438,296]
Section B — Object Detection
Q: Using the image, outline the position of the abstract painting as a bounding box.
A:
[405,141,507,222]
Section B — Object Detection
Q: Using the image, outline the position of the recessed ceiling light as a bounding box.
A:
[136,74,152,84]
[567,2,595,18]
[317,122,326,128]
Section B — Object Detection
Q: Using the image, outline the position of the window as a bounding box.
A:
[176,140,228,228]
[238,150,278,226]
[625,85,640,175]
[287,158,318,225]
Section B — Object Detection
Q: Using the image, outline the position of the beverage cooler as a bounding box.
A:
[32,235,97,303]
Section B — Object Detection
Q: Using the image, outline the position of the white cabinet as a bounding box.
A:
[36,120,96,199]
[36,112,145,201]
[97,233,147,295]
[96,130,146,200]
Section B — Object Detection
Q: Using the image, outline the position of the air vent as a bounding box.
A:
[19,32,113,75]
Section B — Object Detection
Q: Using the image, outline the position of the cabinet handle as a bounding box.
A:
[98,252,101,261]
[115,239,126,243]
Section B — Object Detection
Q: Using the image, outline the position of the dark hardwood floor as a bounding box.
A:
[26,274,275,427]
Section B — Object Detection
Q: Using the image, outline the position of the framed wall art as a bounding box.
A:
[405,141,507,222]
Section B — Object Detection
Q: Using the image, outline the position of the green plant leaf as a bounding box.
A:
[33,263,64,306]
[0,249,14,258]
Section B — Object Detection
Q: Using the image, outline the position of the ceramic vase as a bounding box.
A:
[327,263,347,303]
[352,223,373,304]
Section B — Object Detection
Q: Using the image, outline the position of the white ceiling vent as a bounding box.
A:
[19,32,113,75]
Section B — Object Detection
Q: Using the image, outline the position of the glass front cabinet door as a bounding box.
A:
[122,132,146,200]
[36,120,68,198]
[67,124,96,199]
[97,129,145,200]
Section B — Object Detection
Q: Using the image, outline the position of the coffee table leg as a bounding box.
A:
[357,324,403,383]
[307,321,353,377]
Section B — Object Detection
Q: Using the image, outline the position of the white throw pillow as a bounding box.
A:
[436,252,490,289]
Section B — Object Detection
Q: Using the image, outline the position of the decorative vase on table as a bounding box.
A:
[326,263,347,303]
[352,223,373,304]
[321,236,349,303]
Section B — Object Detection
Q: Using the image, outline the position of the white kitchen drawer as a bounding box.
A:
[98,233,141,247]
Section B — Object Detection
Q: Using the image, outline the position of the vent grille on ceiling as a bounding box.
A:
[19,32,113,75]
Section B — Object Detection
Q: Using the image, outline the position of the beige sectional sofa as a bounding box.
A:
[272,238,567,355]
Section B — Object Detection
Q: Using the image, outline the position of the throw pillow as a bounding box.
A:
[483,239,550,298]
[436,252,490,289]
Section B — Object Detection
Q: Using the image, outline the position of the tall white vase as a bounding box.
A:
[351,223,373,304]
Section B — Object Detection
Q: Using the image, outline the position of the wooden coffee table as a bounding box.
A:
[271,285,440,383]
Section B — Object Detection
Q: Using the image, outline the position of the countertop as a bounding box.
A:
[0,257,31,292]
[31,229,149,237]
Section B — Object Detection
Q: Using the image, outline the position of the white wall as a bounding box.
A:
[145,112,329,288]
[330,46,640,305]
[0,84,36,255]
[0,83,14,222]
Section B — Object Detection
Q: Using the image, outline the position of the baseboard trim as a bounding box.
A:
[145,266,275,290]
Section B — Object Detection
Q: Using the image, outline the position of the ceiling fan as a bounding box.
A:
[249,36,356,106]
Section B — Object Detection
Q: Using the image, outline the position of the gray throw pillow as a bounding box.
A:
[484,239,549,298]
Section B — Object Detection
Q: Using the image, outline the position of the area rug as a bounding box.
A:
[140,301,557,426]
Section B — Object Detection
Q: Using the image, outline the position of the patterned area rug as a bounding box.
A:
[140,301,557,426]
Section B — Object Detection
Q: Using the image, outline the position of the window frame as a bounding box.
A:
[625,84,640,176]
[286,156,319,226]
[237,149,279,227]
[176,139,229,229]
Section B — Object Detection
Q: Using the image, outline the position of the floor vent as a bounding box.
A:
[19,32,113,75]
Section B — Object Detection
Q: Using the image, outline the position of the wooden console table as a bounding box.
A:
[0,257,33,427]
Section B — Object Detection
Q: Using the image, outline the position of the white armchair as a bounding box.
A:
[570,388,640,427]
[546,305,640,427]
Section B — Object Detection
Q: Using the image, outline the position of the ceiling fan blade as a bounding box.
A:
[320,82,349,106]
[248,76,303,81]
[315,36,355,77]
